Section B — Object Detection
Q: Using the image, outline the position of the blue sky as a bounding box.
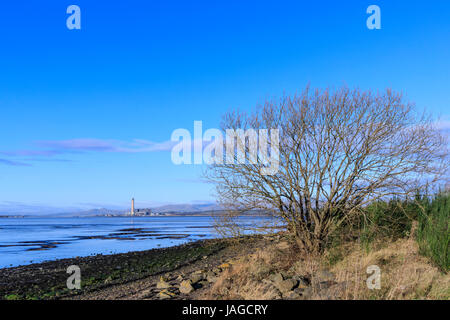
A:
[0,1,449,212]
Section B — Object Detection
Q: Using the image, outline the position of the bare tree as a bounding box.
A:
[205,86,448,253]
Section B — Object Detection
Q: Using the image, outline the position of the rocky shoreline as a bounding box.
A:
[2,232,446,300]
[0,235,267,300]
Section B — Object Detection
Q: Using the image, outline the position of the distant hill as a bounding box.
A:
[151,203,223,214]
[0,201,224,217]
[62,203,224,217]
[0,202,264,217]
[55,208,128,217]
[18,203,224,217]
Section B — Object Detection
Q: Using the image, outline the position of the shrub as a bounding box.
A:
[358,196,423,250]
[206,87,447,253]
[416,192,449,272]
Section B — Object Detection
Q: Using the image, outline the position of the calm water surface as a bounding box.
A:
[0,216,267,268]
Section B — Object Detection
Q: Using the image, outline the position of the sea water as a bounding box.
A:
[0,216,270,268]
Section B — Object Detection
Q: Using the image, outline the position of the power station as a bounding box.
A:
[128,198,156,216]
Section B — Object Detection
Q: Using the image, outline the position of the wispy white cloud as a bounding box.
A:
[0,150,64,157]
[0,158,31,167]
[2,116,444,168]
[36,138,177,153]
[0,135,217,166]
[0,138,177,166]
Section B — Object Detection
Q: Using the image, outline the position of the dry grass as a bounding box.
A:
[202,236,449,300]
[330,237,449,300]
[202,240,302,299]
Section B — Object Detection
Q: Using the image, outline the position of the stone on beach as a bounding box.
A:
[179,280,195,294]
[158,289,176,299]
[156,276,171,289]
[277,279,298,293]
[189,273,204,284]
[205,271,218,283]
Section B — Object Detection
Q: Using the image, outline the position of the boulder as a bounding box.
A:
[270,272,284,284]
[158,289,176,299]
[205,271,218,283]
[156,276,171,289]
[277,279,298,293]
[197,280,209,288]
[294,286,312,299]
[292,275,310,288]
[179,280,195,294]
[193,269,205,274]
[283,290,302,300]
[190,273,204,284]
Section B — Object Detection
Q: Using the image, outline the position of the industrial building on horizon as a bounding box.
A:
[127,198,164,216]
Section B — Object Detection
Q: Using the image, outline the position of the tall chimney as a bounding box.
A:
[131,198,135,215]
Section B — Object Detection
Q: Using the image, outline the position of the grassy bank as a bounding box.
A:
[201,192,449,300]
[203,234,449,300]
